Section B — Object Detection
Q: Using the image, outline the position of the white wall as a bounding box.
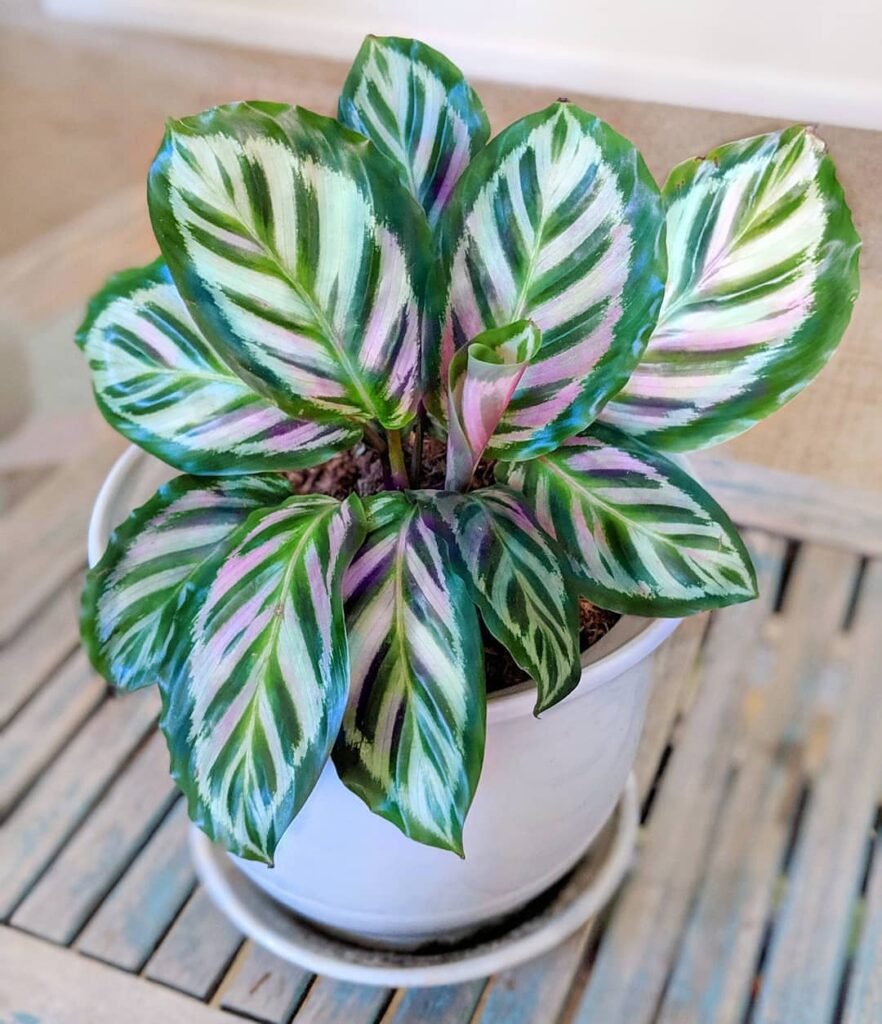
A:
[45,0,882,130]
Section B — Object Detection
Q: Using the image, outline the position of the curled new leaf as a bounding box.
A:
[445,320,541,490]
[162,493,366,863]
[148,103,431,430]
[431,101,666,457]
[334,493,485,854]
[601,127,861,450]
[436,487,581,713]
[339,35,490,228]
[81,474,291,692]
[77,260,361,474]
[497,423,757,616]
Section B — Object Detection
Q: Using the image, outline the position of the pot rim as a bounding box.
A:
[89,445,680,725]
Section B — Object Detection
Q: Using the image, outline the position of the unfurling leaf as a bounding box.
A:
[148,103,431,430]
[445,320,541,490]
[334,493,485,854]
[162,493,366,863]
[497,423,757,616]
[436,487,581,714]
[81,474,291,692]
[339,35,490,228]
[77,260,361,474]
[430,101,666,457]
[601,127,861,450]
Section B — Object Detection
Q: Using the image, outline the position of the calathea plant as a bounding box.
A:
[78,35,860,863]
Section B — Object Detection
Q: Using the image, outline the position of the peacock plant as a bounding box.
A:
[78,35,861,863]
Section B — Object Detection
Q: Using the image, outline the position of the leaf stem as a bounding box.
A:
[409,411,424,484]
[363,423,387,454]
[386,429,410,490]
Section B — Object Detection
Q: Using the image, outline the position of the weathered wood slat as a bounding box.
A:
[753,559,882,1024]
[220,943,312,1023]
[12,730,177,944]
[570,532,785,1024]
[77,799,196,971]
[293,978,389,1024]
[0,649,104,815]
[656,544,861,1024]
[0,925,239,1023]
[0,571,81,727]
[385,981,485,1024]
[0,431,124,644]
[474,930,590,1024]
[844,829,882,1023]
[0,687,159,918]
[692,453,882,556]
[146,887,243,1000]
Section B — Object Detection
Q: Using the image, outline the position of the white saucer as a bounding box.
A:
[191,773,638,988]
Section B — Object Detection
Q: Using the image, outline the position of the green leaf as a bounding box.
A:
[148,102,432,430]
[497,422,757,616]
[333,492,485,854]
[81,474,291,692]
[445,319,541,489]
[601,127,861,450]
[430,101,666,457]
[77,259,361,474]
[162,492,366,863]
[338,35,490,228]
[436,486,581,714]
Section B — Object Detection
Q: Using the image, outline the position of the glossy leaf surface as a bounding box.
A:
[149,103,430,429]
[77,260,361,474]
[436,486,581,713]
[162,493,365,863]
[334,493,485,853]
[601,127,861,450]
[81,474,291,692]
[432,101,666,457]
[497,423,757,615]
[339,35,490,227]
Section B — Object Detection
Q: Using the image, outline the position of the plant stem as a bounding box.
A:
[409,412,424,484]
[363,422,387,453]
[386,429,410,490]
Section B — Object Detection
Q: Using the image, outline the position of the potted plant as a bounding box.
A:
[78,36,859,949]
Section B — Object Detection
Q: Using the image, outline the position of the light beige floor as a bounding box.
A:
[2,0,880,492]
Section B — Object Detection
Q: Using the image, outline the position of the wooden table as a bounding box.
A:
[1,425,881,1024]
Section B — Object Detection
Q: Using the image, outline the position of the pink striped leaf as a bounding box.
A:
[333,492,485,853]
[149,103,431,430]
[77,260,361,474]
[601,127,861,450]
[162,493,366,862]
[81,474,292,693]
[339,36,490,228]
[497,422,757,616]
[429,101,666,457]
[435,487,581,713]
[445,319,541,490]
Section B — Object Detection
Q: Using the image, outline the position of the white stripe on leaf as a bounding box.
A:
[77,260,361,474]
[334,492,484,854]
[601,127,860,451]
[497,422,757,616]
[163,493,366,863]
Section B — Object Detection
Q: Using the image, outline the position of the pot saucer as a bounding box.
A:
[191,773,638,988]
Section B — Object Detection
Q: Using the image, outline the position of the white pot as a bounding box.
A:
[89,447,680,948]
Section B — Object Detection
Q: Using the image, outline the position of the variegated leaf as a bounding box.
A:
[338,35,490,228]
[333,492,484,853]
[497,422,757,616]
[162,493,366,863]
[81,474,291,692]
[446,319,541,490]
[436,486,581,713]
[77,260,361,474]
[430,101,666,457]
[149,103,431,429]
[601,127,861,450]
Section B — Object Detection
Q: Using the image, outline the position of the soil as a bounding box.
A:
[286,436,619,693]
